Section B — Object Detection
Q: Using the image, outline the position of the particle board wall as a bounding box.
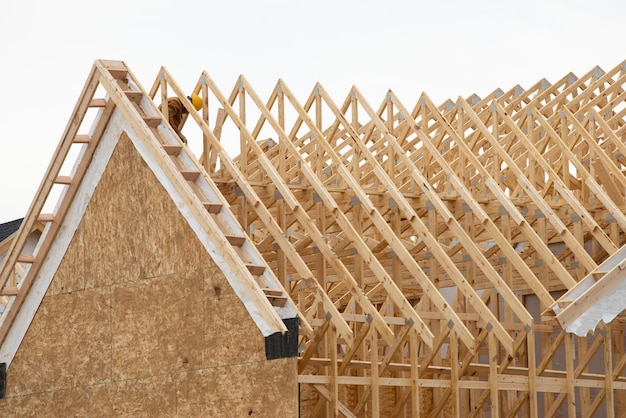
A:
[0,132,297,416]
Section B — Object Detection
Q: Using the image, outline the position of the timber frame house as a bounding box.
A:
[1,59,626,416]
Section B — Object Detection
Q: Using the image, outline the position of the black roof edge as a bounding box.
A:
[0,218,24,243]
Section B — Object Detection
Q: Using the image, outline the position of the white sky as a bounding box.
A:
[0,0,624,222]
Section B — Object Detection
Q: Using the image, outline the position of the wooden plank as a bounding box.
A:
[265,294,287,307]
[410,329,420,418]
[162,144,182,156]
[262,288,287,307]
[89,98,107,107]
[73,135,91,143]
[489,331,500,418]
[371,327,380,418]
[578,336,590,418]
[143,116,162,128]
[37,214,54,222]
[246,263,265,276]
[180,170,200,181]
[124,90,143,103]
[329,322,339,417]
[16,254,34,263]
[565,334,577,417]
[0,287,18,296]
[107,68,127,80]
[616,325,626,417]
[261,288,282,297]
[225,235,246,246]
[526,331,539,418]
[54,175,72,185]
[203,202,223,213]
[605,330,616,418]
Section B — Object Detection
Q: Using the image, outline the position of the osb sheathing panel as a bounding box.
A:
[1,132,297,416]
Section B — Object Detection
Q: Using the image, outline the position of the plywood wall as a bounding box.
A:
[0,132,297,416]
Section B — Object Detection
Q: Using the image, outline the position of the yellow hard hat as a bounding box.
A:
[187,94,202,111]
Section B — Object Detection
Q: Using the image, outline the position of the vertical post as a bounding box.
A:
[457,101,466,186]
[615,323,626,416]
[565,333,577,417]
[489,330,499,417]
[239,78,247,173]
[276,84,287,290]
[386,93,395,179]
[537,213,553,413]
[579,335,590,414]
[559,110,571,190]
[410,329,421,418]
[527,329,538,418]
[201,75,209,171]
[450,329,460,418]
[605,326,615,418]
[160,71,168,122]
[238,79,248,230]
[330,323,339,417]
[427,204,440,407]
[371,326,380,418]
[527,110,536,188]
[491,104,500,185]
[501,211,514,414]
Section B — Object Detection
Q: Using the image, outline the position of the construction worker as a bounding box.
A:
[159,94,203,144]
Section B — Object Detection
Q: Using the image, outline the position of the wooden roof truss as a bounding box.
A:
[161,60,626,416]
[2,59,626,416]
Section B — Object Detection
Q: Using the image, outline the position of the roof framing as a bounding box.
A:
[171,59,626,416]
[2,58,626,416]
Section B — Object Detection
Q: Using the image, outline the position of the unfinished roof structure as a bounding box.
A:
[1,59,626,416]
